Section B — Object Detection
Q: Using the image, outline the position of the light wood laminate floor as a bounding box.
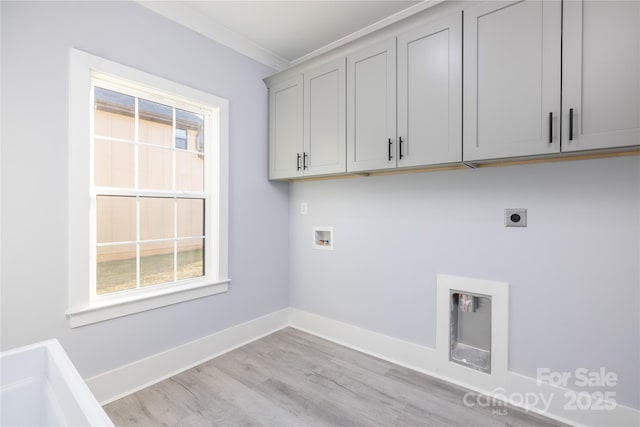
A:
[104,328,567,427]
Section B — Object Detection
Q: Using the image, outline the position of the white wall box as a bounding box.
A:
[268,58,346,180]
[464,0,639,163]
[347,12,462,173]
[312,226,334,250]
[562,0,640,152]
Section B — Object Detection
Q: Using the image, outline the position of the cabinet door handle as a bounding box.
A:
[388,138,393,161]
[303,152,308,170]
[399,137,404,160]
[296,153,301,171]
[569,108,574,141]
[548,112,553,143]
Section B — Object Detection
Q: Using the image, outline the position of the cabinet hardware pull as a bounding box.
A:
[399,137,404,160]
[548,112,553,143]
[569,108,574,141]
[388,138,393,161]
[303,152,308,170]
[296,153,301,171]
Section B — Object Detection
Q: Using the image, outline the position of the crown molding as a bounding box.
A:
[290,0,443,66]
[137,1,444,73]
[136,1,291,71]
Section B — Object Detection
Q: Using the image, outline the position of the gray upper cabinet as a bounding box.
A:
[268,58,346,180]
[347,38,397,172]
[464,0,639,162]
[463,1,562,162]
[269,1,639,180]
[269,75,303,180]
[562,0,640,152]
[347,11,462,172]
[397,12,462,168]
[304,58,347,176]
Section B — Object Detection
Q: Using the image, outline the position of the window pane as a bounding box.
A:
[140,197,174,241]
[94,87,134,140]
[176,150,204,192]
[175,128,187,150]
[139,145,172,190]
[139,99,173,147]
[176,109,204,152]
[177,239,204,280]
[140,241,174,287]
[95,139,134,188]
[97,244,136,294]
[177,198,204,238]
[96,196,136,243]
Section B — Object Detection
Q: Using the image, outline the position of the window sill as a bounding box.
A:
[66,279,230,328]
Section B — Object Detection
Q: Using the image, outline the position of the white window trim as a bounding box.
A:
[68,48,230,328]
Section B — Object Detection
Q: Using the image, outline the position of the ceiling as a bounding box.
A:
[139,1,434,70]
[183,1,420,62]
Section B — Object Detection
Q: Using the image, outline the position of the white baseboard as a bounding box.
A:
[85,308,289,405]
[289,308,640,427]
[86,306,639,427]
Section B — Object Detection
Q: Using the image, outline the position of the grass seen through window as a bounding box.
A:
[97,248,203,294]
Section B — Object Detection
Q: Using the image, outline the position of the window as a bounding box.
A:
[175,128,188,149]
[93,84,207,294]
[68,49,229,327]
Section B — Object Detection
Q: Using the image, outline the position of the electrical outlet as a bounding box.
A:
[300,202,308,215]
[505,208,527,227]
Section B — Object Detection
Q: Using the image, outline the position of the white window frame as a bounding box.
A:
[68,49,230,328]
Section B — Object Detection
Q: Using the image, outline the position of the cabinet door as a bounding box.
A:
[347,38,397,172]
[397,12,462,168]
[463,1,561,161]
[562,1,640,152]
[304,58,346,176]
[269,76,303,179]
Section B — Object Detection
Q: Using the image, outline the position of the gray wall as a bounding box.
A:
[0,1,289,377]
[289,157,640,409]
